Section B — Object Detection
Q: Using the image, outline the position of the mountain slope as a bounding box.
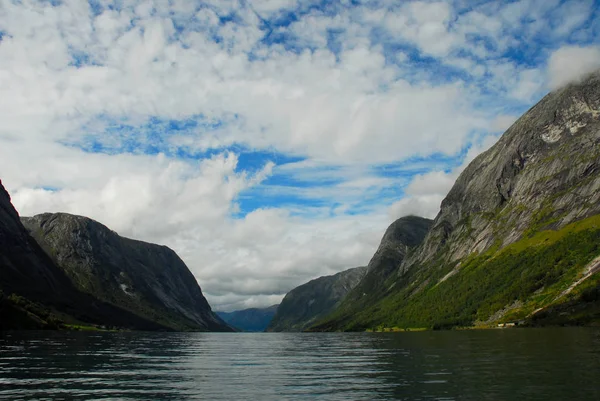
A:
[0,180,167,331]
[267,266,367,332]
[313,71,600,331]
[216,305,278,332]
[22,213,231,332]
[309,216,433,329]
[346,216,433,305]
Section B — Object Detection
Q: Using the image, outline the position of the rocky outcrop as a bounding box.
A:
[216,305,278,332]
[308,216,432,330]
[352,216,433,303]
[267,266,367,332]
[22,213,231,331]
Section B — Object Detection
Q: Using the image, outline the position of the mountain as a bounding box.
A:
[21,213,231,331]
[267,266,367,332]
[313,70,600,331]
[0,180,167,331]
[312,216,432,328]
[216,305,278,332]
[345,216,433,307]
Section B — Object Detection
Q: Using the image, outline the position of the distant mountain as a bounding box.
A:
[313,70,600,331]
[216,305,278,332]
[267,266,367,332]
[21,213,231,332]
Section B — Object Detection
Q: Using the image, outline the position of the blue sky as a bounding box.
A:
[0,0,599,310]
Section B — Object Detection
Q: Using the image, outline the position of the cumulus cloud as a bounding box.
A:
[548,46,600,90]
[385,1,461,58]
[11,150,273,240]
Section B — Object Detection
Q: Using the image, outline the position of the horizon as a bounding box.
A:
[1,0,599,312]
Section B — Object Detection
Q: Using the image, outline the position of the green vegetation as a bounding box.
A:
[62,324,120,332]
[366,326,427,332]
[0,292,64,330]
[528,268,600,326]
[312,214,600,331]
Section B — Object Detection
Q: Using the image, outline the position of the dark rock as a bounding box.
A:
[22,213,231,332]
[0,180,169,331]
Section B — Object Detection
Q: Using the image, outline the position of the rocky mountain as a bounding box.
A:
[347,216,432,306]
[21,213,231,332]
[316,216,433,328]
[267,266,367,332]
[216,305,278,332]
[313,70,600,331]
[0,180,166,331]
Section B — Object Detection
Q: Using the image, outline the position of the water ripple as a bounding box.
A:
[1,329,600,400]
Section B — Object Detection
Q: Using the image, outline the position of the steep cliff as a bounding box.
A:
[348,216,433,304]
[22,213,231,331]
[313,70,600,331]
[412,70,600,267]
[216,305,278,332]
[311,216,433,329]
[267,266,367,332]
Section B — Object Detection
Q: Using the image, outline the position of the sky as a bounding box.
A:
[1,0,599,312]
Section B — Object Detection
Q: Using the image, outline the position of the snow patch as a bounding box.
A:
[120,283,133,296]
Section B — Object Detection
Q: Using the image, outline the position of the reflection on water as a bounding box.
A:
[1,328,599,400]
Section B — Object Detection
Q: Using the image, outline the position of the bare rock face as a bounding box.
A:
[359,216,433,295]
[307,216,433,330]
[411,71,600,267]
[267,266,367,332]
[22,213,231,331]
[338,216,433,310]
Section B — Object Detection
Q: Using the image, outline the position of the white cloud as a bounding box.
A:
[250,0,298,15]
[491,114,518,133]
[0,0,495,166]
[510,68,545,102]
[547,45,600,90]
[385,1,461,58]
[406,171,457,197]
[388,195,445,220]
[9,149,272,240]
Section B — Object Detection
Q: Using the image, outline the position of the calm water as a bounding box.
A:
[1,328,599,400]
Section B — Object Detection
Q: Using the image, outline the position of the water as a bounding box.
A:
[1,328,599,400]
